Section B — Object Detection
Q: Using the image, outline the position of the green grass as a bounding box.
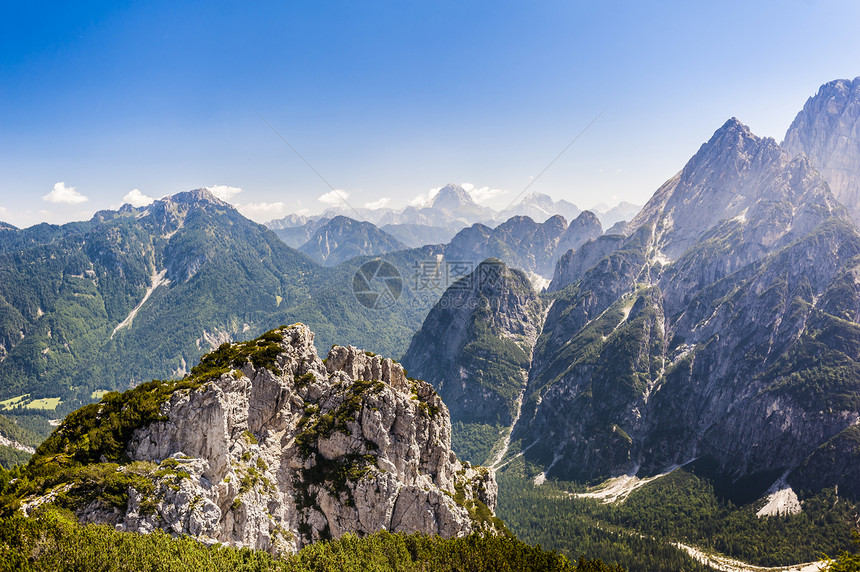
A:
[0,395,28,410]
[24,398,61,411]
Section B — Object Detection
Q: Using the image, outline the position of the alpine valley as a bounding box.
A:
[2,78,860,571]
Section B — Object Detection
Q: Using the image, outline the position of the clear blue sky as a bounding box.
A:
[1,1,859,227]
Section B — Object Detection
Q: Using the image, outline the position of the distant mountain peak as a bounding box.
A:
[521,192,555,208]
[298,216,406,265]
[168,188,230,207]
[704,117,764,151]
[432,184,477,210]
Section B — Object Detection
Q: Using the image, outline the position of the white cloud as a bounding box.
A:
[237,201,288,222]
[364,197,391,209]
[460,182,475,192]
[43,182,88,204]
[208,185,242,202]
[123,188,155,208]
[468,185,508,205]
[318,189,349,206]
[408,187,441,208]
[0,206,6,215]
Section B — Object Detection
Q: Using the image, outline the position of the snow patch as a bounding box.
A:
[731,208,748,224]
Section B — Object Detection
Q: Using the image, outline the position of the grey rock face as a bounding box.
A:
[784,77,860,224]
[74,324,498,553]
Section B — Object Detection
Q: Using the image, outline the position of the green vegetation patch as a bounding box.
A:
[190,327,287,381]
[452,473,509,534]
[451,421,505,465]
[32,377,205,468]
[0,507,619,571]
[24,397,62,411]
[295,379,385,457]
[0,414,45,449]
[0,445,32,470]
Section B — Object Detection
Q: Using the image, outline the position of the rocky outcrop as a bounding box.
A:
[784,77,860,224]
[43,324,498,553]
[555,211,603,262]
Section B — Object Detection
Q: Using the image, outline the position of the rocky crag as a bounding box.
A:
[12,324,499,553]
[784,77,860,224]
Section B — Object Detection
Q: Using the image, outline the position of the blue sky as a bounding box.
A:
[1,1,859,227]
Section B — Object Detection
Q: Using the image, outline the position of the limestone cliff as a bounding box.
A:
[19,324,499,553]
[784,77,860,224]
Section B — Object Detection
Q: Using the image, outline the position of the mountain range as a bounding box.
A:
[265,185,638,240]
[404,85,860,509]
[0,191,450,420]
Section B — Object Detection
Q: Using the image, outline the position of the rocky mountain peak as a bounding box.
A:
[298,216,406,266]
[522,192,555,209]
[169,188,231,207]
[784,77,860,223]
[18,324,499,553]
[433,184,477,211]
[625,117,839,261]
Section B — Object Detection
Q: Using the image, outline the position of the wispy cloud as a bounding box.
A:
[408,187,441,208]
[123,189,155,207]
[364,197,391,209]
[43,182,88,204]
[464,183,508,205]
[238,201,288,221]
[318,189,349,206]
[208,185,242,202]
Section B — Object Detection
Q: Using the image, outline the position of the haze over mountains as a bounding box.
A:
[265,184,636,240]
